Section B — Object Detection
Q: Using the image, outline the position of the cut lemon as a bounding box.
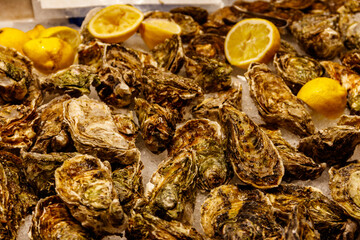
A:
[88,4,144,43]
[39,26,81,49]
[139,18,181,49]
[0,27,30,54]
[225,18,280,69]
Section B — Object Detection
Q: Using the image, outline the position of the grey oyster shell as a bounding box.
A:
[134,97,176,154]
[63,95,140,165]
[168,119,232,191]
[0,151,38,240]
[29,195,94,240]
[145,150,197,225]
[245,62,315,137]
[329,162,360,220]
[201,184,284,239]
[265,184,359,240]
[126,210,203,240]
[55,154,127,235]
[192,86,242,123]
[262,127,326,181]
[274,40,324,94]
[338,0,360,50]
[221,105,284,189]
[290,14,343,59]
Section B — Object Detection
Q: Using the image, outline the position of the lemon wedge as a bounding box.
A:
[39,26,81,49]
[139,18,181,49]
[88,4,144,43]
[225,18,280,69]
[0,27,30,54]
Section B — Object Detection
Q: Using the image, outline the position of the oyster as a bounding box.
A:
[29,195,94,240]
[112,112,138,143]
[168,119,232,191]
[40,65,98,97]
[170,6,208,24]
[201,184,284,239]
[126,210,203,240]
[265,184,359,239]
[341,50,360,74]
[0,151,38,240]
[202,6,241,36]
[262,127,326,181]
[290,14,343,59]
[338,0,360,50]
[192,86,242,122]
[329,161,360,220]
[298,125,360,166]
[63,96,140,165]
[78,39,105,68]
[151,34,185,74]
[186,33,225,62]
[145,150,197,224]
[55,154,127,235]
[221,105,284,189]
[134,97,176,154]
[185,52,232,93]
[274,40,324,94]
[273,0,315,9]
[321,60,360,114]
[338,114,360,127]
[172,13,202,43]
[140,66,203,115]
[245,62,315,137]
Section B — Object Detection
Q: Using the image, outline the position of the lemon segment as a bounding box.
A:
[88,4,144,43]
[0,27,30,54]
[39,26,81,49]
[22,37,76,73]
[139,18,181,49]
[297,77,348,119]
[225,18,280,69]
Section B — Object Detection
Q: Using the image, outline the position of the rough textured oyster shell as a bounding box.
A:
[273,0,315,9]
[63,96,140,165]
[341,50,360,74]
[186,33,225,62]
[265,184,359,240]
[112,112,138,144]
[55,154,127,235]
[168,119,232,191]
[245,62,314,137]
[274,41,324,94]
[126,210,203,240]
[262,127,326,181]
[172,13,202,43]
[145,150,197,224]
[170,6,208,24]
[192,86,242,122]
[290,14,343,59]
[202,6,241,36]
[201,184,284,239]
[29,195,94,240]
[221,105,284,189]
[338,0,360,50]
[0,151,38,240]
[134,97,176,154]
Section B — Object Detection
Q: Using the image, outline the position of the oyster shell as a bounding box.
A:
[221,105,284,189]
[273,0,315,9]
[338,0,360,50]
[168,119,232,191]
[126,210,203,240]
[55,154,127,235]
[329,161,360,221]
[145,150,197,224]
[245,62,315,137]
[265,184,359,240]
[186,33,225,62]
[112,112,138,143]
[298,125,360,166]
[134,97,176,154]
[170,6,208,24]
[202,6,241,36]
[341,50,360,74]
[321,60,360,114]
[274,40,324,94]
[151,34,185,74]
[201,184,284,239]
[172,13,202,43]
[29,195,94,240]
[63,96,140,165]
[262,127,326,181]
[0,151,38,240]
[290,14,343,59]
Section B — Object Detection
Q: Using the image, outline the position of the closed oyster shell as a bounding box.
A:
[145,150,197,224]
[202,6,241,36]
[55,154,127,235]
[201,184,284,239]
[186,33,225,62]
[168,119,232,191]
[29,195,94,240]
[245,62,314,137]
[221,105,284,189]
[63,96,140,165]
[170,6,208,25]
[338,0,360,50]
[341,50,360,74]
